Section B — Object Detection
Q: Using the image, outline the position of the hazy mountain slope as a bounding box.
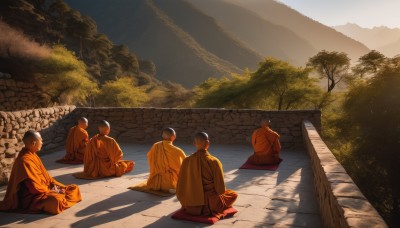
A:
[378,39,400,57]
[153,0,262,70]
[66,0,263,87]
[226,0,370,61]
[334,23,400,56]
[188,0,317,66]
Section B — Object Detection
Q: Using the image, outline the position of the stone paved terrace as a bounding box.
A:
[0,143,321,228]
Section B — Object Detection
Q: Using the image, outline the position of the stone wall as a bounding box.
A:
[71,108,321,147]
[0,107,320,185]
[0,72,48,111]
[0,106,76,184]
[302,121,387,228]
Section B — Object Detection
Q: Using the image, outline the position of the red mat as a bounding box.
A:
[239,158,282,170]
[171,207,237,224]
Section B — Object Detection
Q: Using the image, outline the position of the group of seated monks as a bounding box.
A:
[0,117,281,220]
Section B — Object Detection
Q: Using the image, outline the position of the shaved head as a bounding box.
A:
[194,132,210,150]
[23,130,43,152]
[194,132,209,141]
[162,127,176,141]
[98,120,110,135]
[77,117,88,129]
[98,120,110,128]
[78,117,88,124]
[260,118,271,127]
[23,130,41,143]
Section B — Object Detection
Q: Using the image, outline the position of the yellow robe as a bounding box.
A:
[81,134,134,179]
[0,148,81,214]
[146,140,186,192]
[249,127,281,165]
[176,150,237,219]
[57,126,89,164]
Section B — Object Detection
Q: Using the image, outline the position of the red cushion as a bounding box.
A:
[239,158,282,170]
[171,207,238,224]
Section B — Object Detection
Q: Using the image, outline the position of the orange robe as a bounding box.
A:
[57,126,89,164]
[176,150,237,219]
[81,134,134,179]
[249,127,281,165]
[0,148,81,214]
[146,140,186,192]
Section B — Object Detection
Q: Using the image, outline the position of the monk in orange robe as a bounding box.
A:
[176,132,237,219]
[145,128,186,193]
[249,118,281,165]
[74,120,134,179]
[56,117,89,164]
[0,130,82,214]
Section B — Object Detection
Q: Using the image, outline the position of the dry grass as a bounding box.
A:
[0,20,51,60]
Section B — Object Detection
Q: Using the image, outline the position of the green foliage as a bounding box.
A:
[307,50,351,92]
[324,62,400,226]
[146,81,195,108]
[352,50,387,78]
[0,0,151,86]
[194,59,324,110]
[95,77,148,107]
[37,45,98,105]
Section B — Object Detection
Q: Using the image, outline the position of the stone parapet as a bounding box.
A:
[302,120,387,228]
[0,106,76,184]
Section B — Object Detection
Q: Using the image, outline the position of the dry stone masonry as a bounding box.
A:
[0,106,76,184]
[302,121,387,228]
[0,106,388,227]
[71,108,321,147]
[0,72,48,111]
[0,106,320,185]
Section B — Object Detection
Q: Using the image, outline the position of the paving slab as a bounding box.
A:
[0,143,321,227]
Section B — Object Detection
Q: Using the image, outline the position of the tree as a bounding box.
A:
[95,77,148,107]
[250,58,321,110]
[307,50,351,92]
[353,50,387,77]
[37,45,98,105]
[194,58,322,110]
[338,64,400,227]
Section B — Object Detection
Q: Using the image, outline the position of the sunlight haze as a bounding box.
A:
[279,0,400,28]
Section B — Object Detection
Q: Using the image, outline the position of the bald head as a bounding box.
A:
[98,120,110,135]
[195,132,209,141]
[194,132,210,150]
[77,117,88,129]
[260,118,271,127]
[162,127,176,141]
[23,130,43,152]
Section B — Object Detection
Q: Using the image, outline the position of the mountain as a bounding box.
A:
[334,23,400,57]
[63,0,369,86]
[187,0,317,66]
[0,0,158,85]
[66,0,263,87]
[378,38,400,57]
[220,0,370,62]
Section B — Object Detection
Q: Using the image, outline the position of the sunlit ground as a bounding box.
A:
[0,143,321,227]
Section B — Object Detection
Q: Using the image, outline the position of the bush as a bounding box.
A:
[95,77,148,107]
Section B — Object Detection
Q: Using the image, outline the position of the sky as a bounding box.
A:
[279,0,400,28]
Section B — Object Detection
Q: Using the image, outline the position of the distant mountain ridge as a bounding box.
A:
[222,0,370,61]
[66,0,370,87]
[334,23,400,57]
[66,0,262,87]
